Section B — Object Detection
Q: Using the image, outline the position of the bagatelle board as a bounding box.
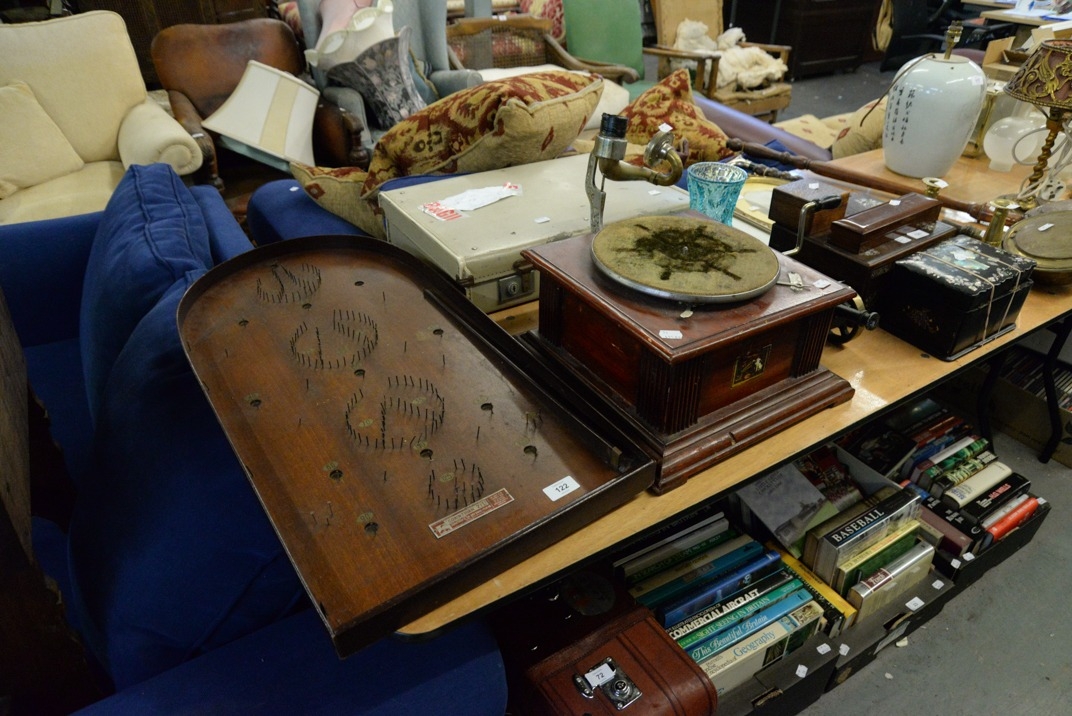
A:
[178,235,655,657]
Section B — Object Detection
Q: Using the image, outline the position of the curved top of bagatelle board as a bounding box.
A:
[591,215,780,303]
[177,235,654,657]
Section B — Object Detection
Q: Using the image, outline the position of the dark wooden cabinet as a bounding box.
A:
[77,0,269,86]
[728,0,879,79]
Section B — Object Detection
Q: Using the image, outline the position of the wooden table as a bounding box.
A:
[826,148,1031,211]
[398,280,1072,637]
[396,156,1069,638]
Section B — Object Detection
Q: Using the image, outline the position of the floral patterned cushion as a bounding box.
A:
[361,70,602,196]
[292,70,602,237]
[619,69,734,167]
[520,0,566,43]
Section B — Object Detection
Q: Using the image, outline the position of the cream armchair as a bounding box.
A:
[0,11,202,225]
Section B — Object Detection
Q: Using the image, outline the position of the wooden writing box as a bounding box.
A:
[769,178,850,236]
[178,236,655,656]
[790,220,959,309]
[522,219,856,493]
[828,193,943,253]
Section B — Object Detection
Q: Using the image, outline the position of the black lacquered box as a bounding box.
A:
[878,236,1036,360]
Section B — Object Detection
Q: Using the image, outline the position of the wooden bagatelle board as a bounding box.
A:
[523,213,857,492]
[177,236,655,656]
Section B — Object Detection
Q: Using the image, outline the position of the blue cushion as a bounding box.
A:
[73,610,507,716]
[79,164,214,426]
[68,272,306,689]
[246,179,367,245]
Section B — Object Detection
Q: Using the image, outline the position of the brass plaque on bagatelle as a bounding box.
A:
[177,236,654,657]
[591,215,780,303]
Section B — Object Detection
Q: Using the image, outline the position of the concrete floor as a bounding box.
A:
[799,430,1072,716]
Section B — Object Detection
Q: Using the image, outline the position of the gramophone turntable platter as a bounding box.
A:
[591,215,780,303]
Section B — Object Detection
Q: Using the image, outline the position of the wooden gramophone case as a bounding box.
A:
[523,214,857,492]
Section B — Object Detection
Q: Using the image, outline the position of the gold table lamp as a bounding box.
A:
[1004,39,1072,208]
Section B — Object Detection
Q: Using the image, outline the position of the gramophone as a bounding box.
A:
[523,120,857,492]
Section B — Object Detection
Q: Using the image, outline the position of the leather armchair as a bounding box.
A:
[0,11,202,224]
[150,17,366,189]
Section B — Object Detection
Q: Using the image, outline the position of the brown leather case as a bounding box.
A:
[523,607,718,716]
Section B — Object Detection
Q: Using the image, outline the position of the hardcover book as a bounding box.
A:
[684,588,814,663]
[656,550,784,627]
[665,568,799,642]
[735,463,831,552]
[634,538,765,608]
[771,544,858,635]
[621,519,734,585]
[628,534,752,601]
[832,519,920,596]
[675,578,806,649]
[925,449,998,494]
[847,541,935,622]
[809,488,922,584]
[921,495,987,556]
[801,486,897,568]
[940,461,1013,508]
[958,472,1030,526]
[698,600,825,696]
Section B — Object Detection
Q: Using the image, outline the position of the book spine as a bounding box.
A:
[636,540,765,607]
[698,601,825,696]
[675,578,805,649]
[802,487,895,568]
[916,436,988,488]
[628,534,752,599]
[665,569,798,641]
[941,461,1013,508]
[927,450,998,495]
[836,526,919,596]
[624,524,734,584]
[958,473,1030,525]
[771,542,858,633]
[814,489,922,584]
[986,496,1042,542]
[981,493,1031,530]
[684,588,814,662]
[847,542,935,621]
[910,435,981,484]
[613,510,726,571]
[656,550,783,626]
[851,540,932,594]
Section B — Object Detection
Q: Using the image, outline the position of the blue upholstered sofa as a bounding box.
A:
[0,164,507,714]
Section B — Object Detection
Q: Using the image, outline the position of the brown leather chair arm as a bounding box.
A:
[165,89,220,189]
[312,101,370,170]
[692,94,832,162]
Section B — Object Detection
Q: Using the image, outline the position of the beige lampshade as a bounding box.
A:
[1004,39,1072,111]
[203,60,319,170]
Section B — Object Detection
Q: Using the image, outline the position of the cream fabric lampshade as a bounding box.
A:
[203,60,319,171]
